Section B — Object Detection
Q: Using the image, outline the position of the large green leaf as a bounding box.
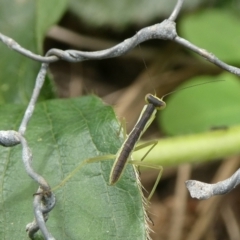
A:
[0,0,67,104]
[180,9,240,63]
[0,96,148,239]
[69,0,210,30]
[159,73,240,135]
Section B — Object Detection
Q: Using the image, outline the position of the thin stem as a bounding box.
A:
[174,36,240,76]
[19,135,50,191]
[169,0,185,21]
[186,168,240,200]
[18,63,49,135]
[31,190,55,240]
[0,33,57,63]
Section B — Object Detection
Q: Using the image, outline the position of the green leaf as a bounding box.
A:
[180,9,240,62]
[36,0,68,53]
[159,73,240,135]
[69,0,207,30]
[0,96,148,240]
[0,0,67,104]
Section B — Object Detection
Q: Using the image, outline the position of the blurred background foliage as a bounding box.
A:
[0,0,240,239]
[45,0,240,137]
[69,0,209,29]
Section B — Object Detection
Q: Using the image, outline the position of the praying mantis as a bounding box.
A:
[52,81,222,200]
[52,93,166,200]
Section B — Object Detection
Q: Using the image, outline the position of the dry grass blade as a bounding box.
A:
[169,164,191,240]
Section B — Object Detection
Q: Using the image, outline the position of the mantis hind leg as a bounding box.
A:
[130,140,162,200]
[53,119,127,192]
[52,154,115,191]
[129,159,163,200]
[134,140,158,161]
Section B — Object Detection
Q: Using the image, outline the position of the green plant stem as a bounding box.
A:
[133,125,240,167]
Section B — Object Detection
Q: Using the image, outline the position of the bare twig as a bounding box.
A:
[174,36,240,76]
[19,135,51,191]
[1,18,239,76]
[221,204,240,240]
[169,164,190,240]
[26,187,56,240]
[186,168,240,200]
[0,33,57,63]
[0,131,54,238]
[18,63,49,135]
[0,130,21,147]
[185,156,240,240]
[169,0,185,21]
[47,26,157,60]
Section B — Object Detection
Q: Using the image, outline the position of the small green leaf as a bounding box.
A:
[0,96,148,239]
[159,73,240,135]
[0,0,67,104]
[180,9,240,62]
[36,0,68,53]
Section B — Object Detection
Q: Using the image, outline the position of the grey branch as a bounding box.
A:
[1,11,240,76]
[169,0,185,21]
[65,19,177,61]
[20,135,55,238]
[18,63,49,135]
[186,169,240,200]
[19,135,51,191]
[26,187,56,240]
[174,36,240,76]
[0,130,21,147]
[0,131,54,238]
[0,33,57,63]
